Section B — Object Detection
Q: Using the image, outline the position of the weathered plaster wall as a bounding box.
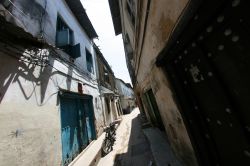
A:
[119,0,136,49]
[152,67,197,165]
[102,96,115,126]
[111,99,119,120]
[0,45,103,166]
[0,53,61,166]
[122,0,199,165]
[115,79,135,110]
[7,0,97,76]
[137,0,188,81]
[115,79,134,98]
[0,0,104,165]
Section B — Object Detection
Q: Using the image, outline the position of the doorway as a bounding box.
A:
[60,92,96,166]
[142,89,165,130]
[163,1,250,165]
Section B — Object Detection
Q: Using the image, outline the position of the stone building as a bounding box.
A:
[94,44,121,126]
[109,0,250,166]
[0,0,104,165]
[115,78,135,114]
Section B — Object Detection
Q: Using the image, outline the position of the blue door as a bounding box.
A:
[77,99,89,150]
[83,100,96,141]
[60,93,96,166]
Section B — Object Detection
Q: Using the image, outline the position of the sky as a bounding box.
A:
[81,0,132,84]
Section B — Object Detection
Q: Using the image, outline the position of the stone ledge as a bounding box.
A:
[69,133,105,166]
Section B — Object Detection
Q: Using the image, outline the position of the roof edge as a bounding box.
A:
[108,0,122,35]
[65,0,98,39]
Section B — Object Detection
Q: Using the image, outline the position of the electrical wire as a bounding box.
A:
[1,0,99,84]
[47,48,98,84]
[6,0,28,17]
[0,34,98,82]
[0,0,99,87]
[0,39,98,90]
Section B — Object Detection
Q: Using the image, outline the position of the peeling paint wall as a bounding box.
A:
[150,66,197,166]
[95,52,120,127]
[119,0,136,49]
[0,57,61,166]
[115,79,134,98]
[0,0,104,165]
[3,0,96,74]
[118,0,199,165]
[0,48,103,166]
[100,96,115,125]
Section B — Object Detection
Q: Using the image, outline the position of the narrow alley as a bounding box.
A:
[98,108,153,166]
[1,0,250,166]
[99,108,184,166]
[69,108,184,166]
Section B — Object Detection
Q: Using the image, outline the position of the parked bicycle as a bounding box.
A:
[101,121,119,156]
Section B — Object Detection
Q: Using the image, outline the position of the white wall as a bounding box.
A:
[115,79,135,111]
[116,79,134,98]
[0,0,104,165]
[6,0,97,79]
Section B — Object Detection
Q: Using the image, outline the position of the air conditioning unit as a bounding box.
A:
[56,29,70,47]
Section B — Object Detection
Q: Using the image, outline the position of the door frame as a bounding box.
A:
[142,88,165,130]
[155,1,234,165]
[59,90,96,165]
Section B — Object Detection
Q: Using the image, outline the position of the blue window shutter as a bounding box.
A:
[70,43,81,59]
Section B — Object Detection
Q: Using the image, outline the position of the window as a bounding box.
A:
[86,49,94,73]
[105,98,110,114]
[56,16,74,46]
[56,16,81,59]
[126,0,135,27]
[104,66,110,84]
[124,34,133,57]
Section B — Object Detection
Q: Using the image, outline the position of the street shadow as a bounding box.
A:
[113,113,154,166]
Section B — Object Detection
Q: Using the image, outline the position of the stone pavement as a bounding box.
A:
[143,128,183,166]
[71,107,184,166]
[97,108,154,166]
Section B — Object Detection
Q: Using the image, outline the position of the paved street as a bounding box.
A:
[97,108,154,166]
